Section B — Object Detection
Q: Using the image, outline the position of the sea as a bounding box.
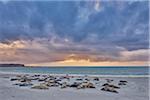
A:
[0,66,149,76]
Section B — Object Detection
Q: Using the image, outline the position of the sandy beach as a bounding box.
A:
[0,0,149,100]
[0,72,149,100]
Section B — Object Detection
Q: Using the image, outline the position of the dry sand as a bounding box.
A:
[0,72,149,100]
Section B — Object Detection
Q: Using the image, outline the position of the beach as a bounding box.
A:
[0,1,149,100]
[0,72,149,100]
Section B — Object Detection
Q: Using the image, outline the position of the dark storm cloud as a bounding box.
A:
[0,1,149,64]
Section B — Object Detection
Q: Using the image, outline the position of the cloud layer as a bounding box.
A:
[0,1,149,66]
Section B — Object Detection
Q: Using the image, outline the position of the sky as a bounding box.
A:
[0,0,149,66]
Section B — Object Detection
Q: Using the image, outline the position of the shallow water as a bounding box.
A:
[0,66,149,76]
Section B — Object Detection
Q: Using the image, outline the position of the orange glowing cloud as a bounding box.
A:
[0,39,149,66]
[28,59,148,67]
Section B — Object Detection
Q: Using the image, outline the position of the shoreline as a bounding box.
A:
[0,71,149,78]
